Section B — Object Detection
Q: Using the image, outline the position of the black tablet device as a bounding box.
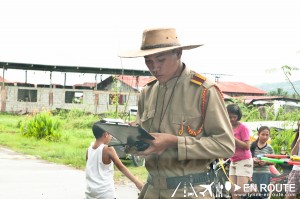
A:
[94,122,155,151]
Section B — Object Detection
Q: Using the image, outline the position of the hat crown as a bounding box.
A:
[141,28,181,50]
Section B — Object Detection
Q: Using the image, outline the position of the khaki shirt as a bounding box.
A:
[137,66,235,198]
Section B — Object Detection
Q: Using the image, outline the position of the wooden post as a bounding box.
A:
[49,91,53,106]
[1,67,6,112]
[64,72,66,88]
[50,71,52,89]
[1,89,7,112]
[94,93,99,114]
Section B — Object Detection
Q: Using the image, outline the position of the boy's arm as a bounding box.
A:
[108,147,144,190]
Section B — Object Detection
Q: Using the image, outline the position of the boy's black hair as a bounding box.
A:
[226,103,242,121]
[92,120,106,139]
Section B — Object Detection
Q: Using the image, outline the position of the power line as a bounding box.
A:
[201,73,232,82]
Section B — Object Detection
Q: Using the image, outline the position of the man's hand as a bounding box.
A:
[136,133,178,156]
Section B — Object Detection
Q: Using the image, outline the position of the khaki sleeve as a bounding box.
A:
[136,91,145,125]
[178,86,235,161]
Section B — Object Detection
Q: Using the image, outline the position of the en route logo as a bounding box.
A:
[170,181,295,198]
[171,181,241,198]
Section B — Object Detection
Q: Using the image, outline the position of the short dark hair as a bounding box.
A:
[226,103,242,121]
[92,121,106,139]
[258,126,270,134]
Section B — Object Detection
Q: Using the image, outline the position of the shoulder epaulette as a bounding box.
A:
[191,73,206,86]
[146,77,157,85]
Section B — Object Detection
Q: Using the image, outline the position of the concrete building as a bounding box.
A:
[0,76,150,114]
[0,61,151,114]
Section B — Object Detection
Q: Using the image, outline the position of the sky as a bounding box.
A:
[0,0,300,86]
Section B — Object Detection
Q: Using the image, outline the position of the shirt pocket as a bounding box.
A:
[171,114,203,136]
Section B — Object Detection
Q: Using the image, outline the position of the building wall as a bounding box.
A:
[0,85,138,114]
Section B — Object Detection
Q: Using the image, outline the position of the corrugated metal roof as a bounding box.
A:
[0,61,151,76]
[217,81,267,94]
[73,82,96,88]
[242,95,300,103]
[117,75,151,88]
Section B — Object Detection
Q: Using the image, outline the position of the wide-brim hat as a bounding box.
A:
[118,28,203,58]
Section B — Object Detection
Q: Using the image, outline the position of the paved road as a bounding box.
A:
[0,147,139,199]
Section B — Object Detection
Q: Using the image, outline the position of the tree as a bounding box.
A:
[268,88,289,97]
[281,65,300,98]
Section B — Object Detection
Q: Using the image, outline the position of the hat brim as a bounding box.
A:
[118,44,203,58]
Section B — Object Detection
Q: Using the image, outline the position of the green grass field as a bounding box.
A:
[0,112,147,183]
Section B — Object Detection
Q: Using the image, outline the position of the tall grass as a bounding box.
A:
[20,111,62,141]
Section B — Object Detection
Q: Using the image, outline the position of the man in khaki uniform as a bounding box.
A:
[119,28,235,199]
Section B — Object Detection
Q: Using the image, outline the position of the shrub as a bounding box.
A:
[270,128,296,155]
[20,111,62,141]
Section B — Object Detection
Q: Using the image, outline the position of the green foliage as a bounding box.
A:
[291,93,300,99]
[228,98,300,122]
[55,108,87,119]
[108,76,130,120]
[226,100,300,160]
[103,110,129,120]
[19,111,62,141]
[264,106,276,120]
[54,109,100,129]
[268,88,289,97]
[227,99,262,122]
[67,115,99,129]
[0,113,22,135]
[270,128,296,155]
[0,112,148,182]
[281,65,300,98]
[243,106,260,121]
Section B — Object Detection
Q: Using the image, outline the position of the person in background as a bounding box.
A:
[85,121,143,199]
[285,119,300,199]
[227,103,253,199]
[119,27,235,199]
[251,126,274,199]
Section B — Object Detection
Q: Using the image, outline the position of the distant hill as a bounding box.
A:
[255,80,300,95]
